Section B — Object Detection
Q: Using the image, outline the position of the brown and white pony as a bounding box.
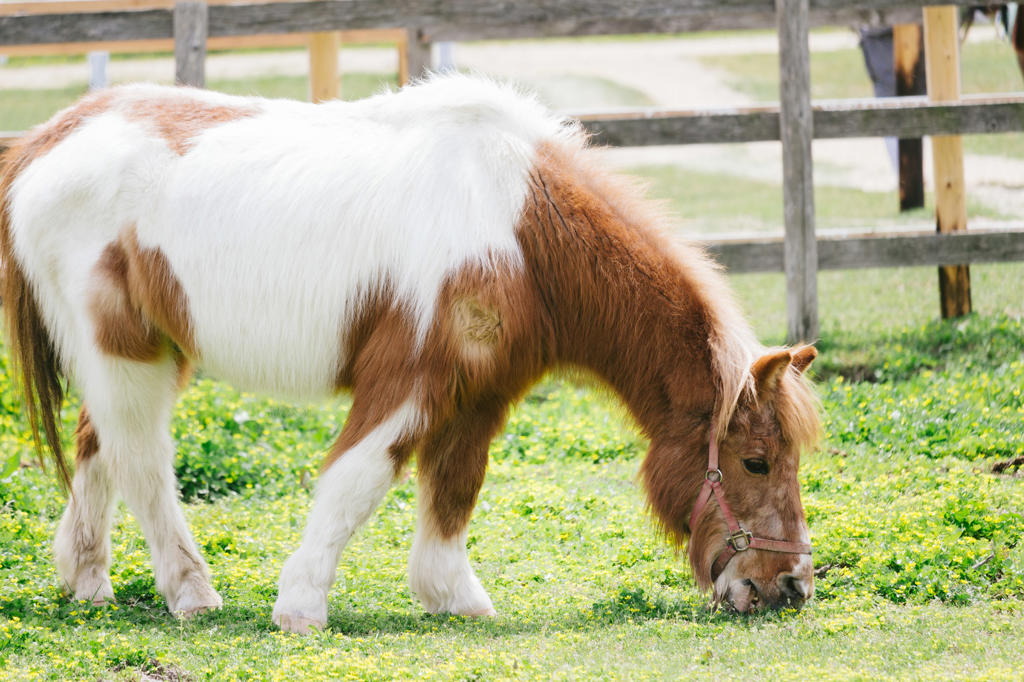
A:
[0,75,820,632]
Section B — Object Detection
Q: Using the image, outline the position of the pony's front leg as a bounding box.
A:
[408,400,507,617]
[273,398,424,633]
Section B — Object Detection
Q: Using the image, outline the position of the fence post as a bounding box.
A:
[405,28,433,82]
[87,51,109,90]
[397,32,411,84]
[309,31,340,102]
[894,23,926,210]
[923,5,971,318]
[777,0,817,343]
[174,1,207,87]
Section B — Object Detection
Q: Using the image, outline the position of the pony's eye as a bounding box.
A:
[742,458,770,475]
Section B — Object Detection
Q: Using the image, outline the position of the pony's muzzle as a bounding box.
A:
[770,554,815,609]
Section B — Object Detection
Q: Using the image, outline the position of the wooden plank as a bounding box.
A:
[0,1,957,47]
[577,95,1024,146]
[810,0,974,9]
[813,96,1024,137]
[580,107,781,145]
[3,0,968,17]
[777,0,818,343]
[173,0,206,87]
[704,229,1024,273]
[308,31,339,102]
[894,23,925,211]
[0,29,407,56]
[419,8,924,40]
[0,0,312,15]
[819,230,1024,270]
[0,9,173,46]
[924,5,971,318]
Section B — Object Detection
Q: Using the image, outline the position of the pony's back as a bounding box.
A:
[3,76,570,399]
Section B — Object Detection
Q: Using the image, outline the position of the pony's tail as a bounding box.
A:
[1,144,72,492]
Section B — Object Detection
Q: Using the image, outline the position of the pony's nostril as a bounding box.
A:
[778,572,808,601]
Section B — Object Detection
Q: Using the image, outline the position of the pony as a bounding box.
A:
[0,75,820,632]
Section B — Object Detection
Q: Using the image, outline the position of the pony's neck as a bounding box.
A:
[520,146,721,440]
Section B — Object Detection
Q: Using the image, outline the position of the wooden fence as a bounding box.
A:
[2,0,1023,342]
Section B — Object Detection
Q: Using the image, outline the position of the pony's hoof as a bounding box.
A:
[71,577,114,607]
[169,583,223,619]
[274,613,326,634]
[175,602,222,619]
[461,606,497,617]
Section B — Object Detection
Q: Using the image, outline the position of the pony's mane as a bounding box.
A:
[772,361,822,454]
[551,137,763,438]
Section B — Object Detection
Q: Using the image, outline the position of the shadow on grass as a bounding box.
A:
[0,584,786,641]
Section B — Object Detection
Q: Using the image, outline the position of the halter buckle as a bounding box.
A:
[727,529,753,552]
[705,468,722,483]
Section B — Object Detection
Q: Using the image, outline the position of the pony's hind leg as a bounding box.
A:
[272,397,424,633]
[408,400,507,616]
[80,353,220,617]
[54,407,116,605]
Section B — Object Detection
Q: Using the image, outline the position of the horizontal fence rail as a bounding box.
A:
[0,0,984,46]
[577,95,1024,146]
[705,229,1024,273]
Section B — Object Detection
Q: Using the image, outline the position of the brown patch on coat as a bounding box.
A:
[121,94,258,156]
[121,228,197,357]
[174,351,194,390]
[89,241,164,362]
[88,228,197,362]
[74,407,100,463]
[417,398,510,538]
[325,284,419,471]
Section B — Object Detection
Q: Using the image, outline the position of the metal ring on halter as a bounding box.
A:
[727,529,753,552]
[705,469,722,483]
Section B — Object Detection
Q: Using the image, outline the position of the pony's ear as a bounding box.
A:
[791,345,818,375]
[751,349,792,400]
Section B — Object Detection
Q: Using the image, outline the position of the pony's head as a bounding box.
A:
[643,344,820,613]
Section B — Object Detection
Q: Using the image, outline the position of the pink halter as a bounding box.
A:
[688,425,812,584]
